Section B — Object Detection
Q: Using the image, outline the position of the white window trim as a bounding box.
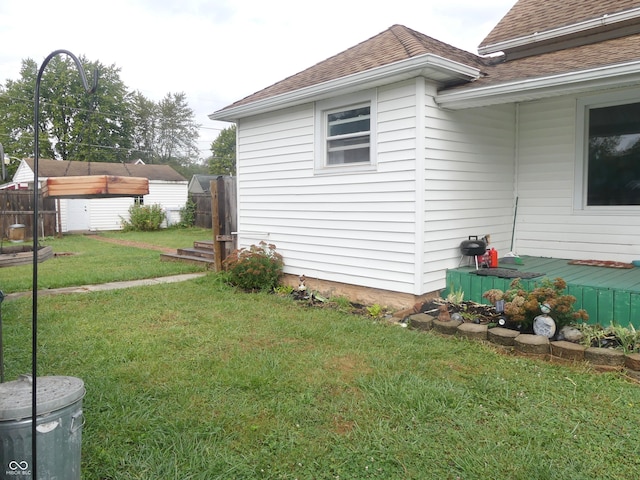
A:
[574,89,640,213]
[314,89,377,174]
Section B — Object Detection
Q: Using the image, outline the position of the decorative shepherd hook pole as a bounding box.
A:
[32,50,97,478]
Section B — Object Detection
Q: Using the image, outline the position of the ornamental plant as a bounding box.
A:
[122,203,166,231]
[222,241,284,292]
[483,277,589,329]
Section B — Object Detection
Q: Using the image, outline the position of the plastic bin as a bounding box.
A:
[0,375,85,480]
[8,225,25,243]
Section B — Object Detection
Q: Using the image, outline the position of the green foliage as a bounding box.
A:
[177,199,196,227]
[576,322,640,353]
[366,303,385,318]
[121,203,166,231]
[222,241,284,291]
[209,124,236,175]
[482,277,589,329]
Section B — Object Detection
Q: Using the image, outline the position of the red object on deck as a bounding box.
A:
[489,248,498,268]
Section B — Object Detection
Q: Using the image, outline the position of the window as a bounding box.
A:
[326,105,371,165]
[587,102,640,206]
[314,90,377,173]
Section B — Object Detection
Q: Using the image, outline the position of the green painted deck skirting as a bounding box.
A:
[445,256,640,328]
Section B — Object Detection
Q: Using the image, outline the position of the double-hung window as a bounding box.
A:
[315,90,377,173]
[577,93,640,208]
[326,105,371,165]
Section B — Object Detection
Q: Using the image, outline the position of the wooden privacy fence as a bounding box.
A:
[191,176,237,267]
[0,190,57,240]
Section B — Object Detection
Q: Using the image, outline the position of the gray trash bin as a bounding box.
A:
[0,375,85,480]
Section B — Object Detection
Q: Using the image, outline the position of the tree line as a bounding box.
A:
[0,55,205,178]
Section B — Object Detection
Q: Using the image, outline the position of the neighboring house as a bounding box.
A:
[13,159,187,232]
[188,174,220,194]
[210,0,640,308]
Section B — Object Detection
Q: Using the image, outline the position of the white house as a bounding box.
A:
[210,0,640,309]
[13,158,188,232]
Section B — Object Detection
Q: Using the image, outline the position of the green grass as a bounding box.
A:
[2,230,640,478]
[0,228,211,293]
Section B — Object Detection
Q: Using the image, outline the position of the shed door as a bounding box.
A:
[66,199,91,231]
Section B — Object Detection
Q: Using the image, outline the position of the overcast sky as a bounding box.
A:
[0,0,515,159]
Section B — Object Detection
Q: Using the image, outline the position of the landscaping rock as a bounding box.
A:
[550,341,586,362]
[557,326,584,343]
[487,327,520,346]
[514,334,550,355]
[584,347,625,367]
[456,322,488,341]
[625,353,640,371]
[408,313,434,331]
[432,319,462,335]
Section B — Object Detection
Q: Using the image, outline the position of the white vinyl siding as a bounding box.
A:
[516,91,640,261]
[422,83,516,293]
[236,82,419,294]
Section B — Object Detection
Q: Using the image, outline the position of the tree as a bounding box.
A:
[129,90,158,163]
[209,124,236,175]
[156,92,200,165]
[0,56,133,162]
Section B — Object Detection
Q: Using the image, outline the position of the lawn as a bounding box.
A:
[2,229,640,479]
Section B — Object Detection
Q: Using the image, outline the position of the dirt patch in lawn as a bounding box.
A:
[84,235,176,254]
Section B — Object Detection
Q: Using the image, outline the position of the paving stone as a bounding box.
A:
[625,353,640,371]
[408,313,433,331]
[432,319,462,335]
[487,327,520,346]
[514,334,550,355]
[456,322,488,341]
[550,341,586,362]
[584,347,625,367]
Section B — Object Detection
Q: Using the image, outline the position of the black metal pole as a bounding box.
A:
[32,50,97,479]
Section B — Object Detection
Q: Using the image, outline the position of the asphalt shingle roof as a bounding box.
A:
[219,24,487,111]
[480,0,640,48]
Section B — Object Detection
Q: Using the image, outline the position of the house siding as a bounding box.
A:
[236,81,420,294]
[422,84,517,293]
[516,93,640,261]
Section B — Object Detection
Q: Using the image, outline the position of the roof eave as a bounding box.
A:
[436,61,640,110]
[209,54,481,122]
[479,7,640,55]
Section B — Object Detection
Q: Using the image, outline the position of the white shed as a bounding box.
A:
[13,158,188,232]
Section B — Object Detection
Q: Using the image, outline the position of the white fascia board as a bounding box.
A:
[479,7,640,55]
[436,60,640,110]
[209,54,481,122]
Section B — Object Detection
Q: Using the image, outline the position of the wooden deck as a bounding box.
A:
[445,256,640,328]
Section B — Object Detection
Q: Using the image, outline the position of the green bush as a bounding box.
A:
[222,241,284,291]
[121,203,166,231]
[178,199,197,227]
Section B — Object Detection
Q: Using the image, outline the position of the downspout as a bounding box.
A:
[414,78,427,295]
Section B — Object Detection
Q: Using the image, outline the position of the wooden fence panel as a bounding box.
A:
[0,190,56,240]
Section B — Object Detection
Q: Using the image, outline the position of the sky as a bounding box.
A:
[0,0,515,160]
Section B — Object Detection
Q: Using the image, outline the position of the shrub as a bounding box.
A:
[121,203,166,231]
[222,241,284,291]
[178,199,197,227]
[482,277,589,329]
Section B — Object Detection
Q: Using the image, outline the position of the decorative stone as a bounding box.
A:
[584,347,625,367]
[514,334,550,355]
[408,313,433,331]
[456,322,488,341]
[625,353,640,371]
[557,326,584,343]
[550,341,586,362]
[487,327,520,346]
[432,319,462,335]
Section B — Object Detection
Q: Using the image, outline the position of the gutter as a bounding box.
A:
[479,7,640,55]
[209,54,481,122]
[436,60,640,110]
